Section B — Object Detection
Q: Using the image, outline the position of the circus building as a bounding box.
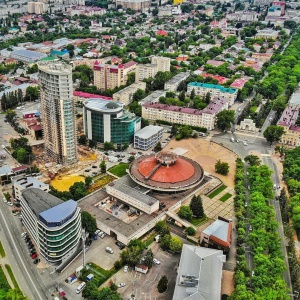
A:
[79,151,210,245]
[129,151,204,192]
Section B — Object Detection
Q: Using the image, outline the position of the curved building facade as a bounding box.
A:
[21,188,82,265]
[83,99,141,145]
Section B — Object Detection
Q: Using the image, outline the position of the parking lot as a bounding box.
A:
[104,242,179,300]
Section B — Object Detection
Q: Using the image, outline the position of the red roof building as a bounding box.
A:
[157,30,168,36]
[201,73,228,84]
[230,78,248,89]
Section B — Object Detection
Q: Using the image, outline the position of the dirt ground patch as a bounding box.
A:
[221,270,234,296]
[51,174,85,191]
[164,138,237,188]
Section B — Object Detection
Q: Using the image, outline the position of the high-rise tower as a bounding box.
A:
[38,62,77,165]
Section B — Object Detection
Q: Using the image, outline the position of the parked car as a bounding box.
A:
[105,247,114,254]
[84,169,90,172]
[92,165,97,169]
[115,241,125,250]
[21,232,27,238]
[3,198,7,203]
[7,202,13,206]
[118,283,126,288]
[33,259,40,264]
[153,258,161,265]
[124,266,128,273]
[31,253,37,259]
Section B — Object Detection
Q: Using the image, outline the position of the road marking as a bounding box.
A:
[0,207,45,300]
[261,154,271,157]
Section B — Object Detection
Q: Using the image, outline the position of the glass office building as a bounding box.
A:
[83,99,141,145]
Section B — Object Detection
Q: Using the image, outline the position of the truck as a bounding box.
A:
[86,274,94,282]
[66,274,77,284]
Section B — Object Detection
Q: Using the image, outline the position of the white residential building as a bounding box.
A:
[113,82,146,106]
[164,72,190,92]
[135,64,158,83]
[151,56,171,72]
[38,62,77,165]
[134,125,164,150]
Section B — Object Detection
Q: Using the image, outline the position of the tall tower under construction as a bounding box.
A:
[38,62,77,165]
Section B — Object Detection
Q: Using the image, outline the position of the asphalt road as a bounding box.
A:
[211,111,293,293]
[0,190,51,300]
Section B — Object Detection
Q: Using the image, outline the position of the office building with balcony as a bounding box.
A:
[83,99,141,145]
[134,125,164,150]
[38,62,77,165]
[187,82,237,106]
[21,188,82,265]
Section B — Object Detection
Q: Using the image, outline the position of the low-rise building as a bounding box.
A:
[12,175,49,201]
[142,97,228,130]
[172,245,226,300]
[21,188,82,265]
[255,29,279,40]
[10,49,47,63]
[164,72,190,92]
[187,82,238,106]
[113,82,146,106]
[134,125,164,150]
[138,90,166,106]
[200,216,232,253]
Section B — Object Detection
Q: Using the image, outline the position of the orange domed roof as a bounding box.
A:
[138,156,195,183]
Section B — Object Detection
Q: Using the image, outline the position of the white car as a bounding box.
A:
[21,232,27,238]
[7,202,13,207]
[100,232,105,239]
[98,231,104,237]
[3,198,7,203]
[118,283,126,288]
[95,229,101,235]
[124,265,128,273]
[153,258,161,265]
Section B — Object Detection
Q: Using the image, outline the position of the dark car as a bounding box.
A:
[33,259,40,264]
[87,239,92,246]
[92,165,97,169]
[115,241,125,250]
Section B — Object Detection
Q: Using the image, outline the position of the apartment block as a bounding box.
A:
[187,82,238,106]
[164,72,190,92]
[142,97,229,130]
[27,2,46,14]
[93,61,137,90]
[38,62,77,165]
[115,0,151,10]
[134,125,164,150]
[151,56,171,72]
[135,64,158,83]
[255,29,279,40]
[113,82,146,106]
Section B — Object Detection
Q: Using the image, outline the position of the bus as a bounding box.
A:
[76,282,86,294]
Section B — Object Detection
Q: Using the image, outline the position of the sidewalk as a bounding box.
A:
[0,256,15,289]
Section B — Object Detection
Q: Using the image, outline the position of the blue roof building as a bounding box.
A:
[21,188,82,265]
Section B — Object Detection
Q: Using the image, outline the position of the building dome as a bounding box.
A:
[106,101,120,109]
[129,151,204,192]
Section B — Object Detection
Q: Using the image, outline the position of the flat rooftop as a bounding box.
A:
[188,82,237,94]
[135,125,164,139]
[22,188,63,218]
[138,90,165,106]
[14,176,47,189]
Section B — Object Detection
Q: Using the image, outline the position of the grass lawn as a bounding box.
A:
[208,185,227,199]
[5,264,20,290]
[219,193,232,202]
[190,215,208,226]
[108,163,130,177]
[0,241,6,258]
[88,174,116,193]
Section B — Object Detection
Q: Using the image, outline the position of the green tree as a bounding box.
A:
[69,181,87,200]
[155,221,170,236]
[189,195,204,218]
[205,92,211,104]
[78,135,87,145]
[160,234,171,250]
[153,142,162,152]
[263,125,285,144]
[15,148,29,163]
[178,206,193,221]
[132,89,146,102]
[244,155,261,166]
[144,249,154,269]
[104,142,115,151]
[85,176,92,187]
[178,91,185,102]
[25,86,39,101]
[157,276,168,293]
[5,110,16,123]
[169,236,183,253]
[190,88,195,100]
[97,287,121,300]
[215,159,229,175]
[215,110,235,131]
[128,155,135,163]
[81,211,97,235]
[185,226,196,236]
[100,161,106,173]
